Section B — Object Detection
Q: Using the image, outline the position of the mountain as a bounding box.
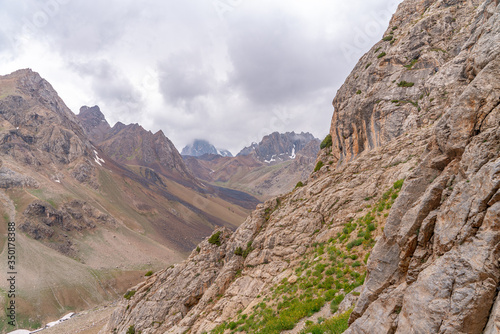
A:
[183,132,320,199]
[103,1,500,333]
[181,139,233,158]
[77,105,111,144]
[237,131,317,164]
[0,69,259,332]
[217,148,233,157]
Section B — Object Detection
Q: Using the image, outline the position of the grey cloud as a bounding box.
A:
[158,51,218,105]
[226,13,337,105]
[69,59,143,117]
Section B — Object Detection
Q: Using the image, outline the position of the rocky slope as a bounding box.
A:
[183,132,320,200]
[103,0,500,333]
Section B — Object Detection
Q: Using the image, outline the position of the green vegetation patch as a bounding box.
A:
[404,58,419,69]
[300,309,352,334]
[208,231,222,246]
[234,241,253,258]
[124,290,136,300]
[397,81,415,88]
[320,134,332,150]
[377,52,387,58]
[314,161,324,172]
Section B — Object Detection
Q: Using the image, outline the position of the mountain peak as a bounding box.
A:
[237,131,319,163]
[77,105,111,144]
[181,139,233,157]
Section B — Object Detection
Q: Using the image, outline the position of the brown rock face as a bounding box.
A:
[0,69,93,166]
[103,1,500,333]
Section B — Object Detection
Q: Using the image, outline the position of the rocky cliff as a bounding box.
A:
[103,0,500,333]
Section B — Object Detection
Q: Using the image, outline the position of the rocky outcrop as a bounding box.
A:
[103,0,500,333]
[19,199,116,257]
[0,166,38,188]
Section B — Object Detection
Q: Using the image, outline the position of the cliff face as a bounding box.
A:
[103,0,500,333]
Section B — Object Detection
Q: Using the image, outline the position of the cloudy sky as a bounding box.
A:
[0,0,401,154]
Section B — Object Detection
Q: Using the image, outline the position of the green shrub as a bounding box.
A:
[382,35,393,41]
[393,179,404,189]
[302,309,351,334]
[404,58,419,69]
[314,161,324,172]
[324,289,336,301]
[295,181,304,188]
[352,261,362,267]
[126,325,136,334]
[397,81,414,87]
[320,134,332,149]
[356,89,362,95]
[346,238,364,250]
[208,231,222,246]
[234,247,243,256]
[124,290,136,300]
[365,62,372,69]
[377,52,387,58]
[144,271,153,277]
[196,246,200,252]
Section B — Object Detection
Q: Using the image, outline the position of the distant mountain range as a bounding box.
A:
[183,132,320,199]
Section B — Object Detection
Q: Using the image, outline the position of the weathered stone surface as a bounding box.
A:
[0,166,38,188]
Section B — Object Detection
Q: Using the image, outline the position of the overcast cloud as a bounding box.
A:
[0,0,401,154]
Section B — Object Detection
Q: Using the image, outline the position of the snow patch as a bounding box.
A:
[93,150,105,166]
[290,145,296,159]
[10,312,77,333]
